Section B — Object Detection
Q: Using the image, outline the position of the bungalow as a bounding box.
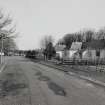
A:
[82,40,105,60]
[61,42,82,60]
[69,42,82,59]
[55,44,66,59]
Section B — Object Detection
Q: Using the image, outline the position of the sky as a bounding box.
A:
[0,0,105,50]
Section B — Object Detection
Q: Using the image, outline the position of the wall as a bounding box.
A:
[100,49,105,59]
[82,50,95,60]
[82,49,105,60]
[56,51,63,58]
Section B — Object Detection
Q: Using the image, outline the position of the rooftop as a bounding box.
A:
[70,42,82,50]
[82,40,105,49]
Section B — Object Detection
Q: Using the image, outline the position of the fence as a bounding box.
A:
[62,58,105,65]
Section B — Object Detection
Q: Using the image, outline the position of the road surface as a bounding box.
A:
[0,56,105,105]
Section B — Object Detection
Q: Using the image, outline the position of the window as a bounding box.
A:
[96,50,100,57]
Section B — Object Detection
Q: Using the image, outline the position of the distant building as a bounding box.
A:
[55,42,83,60]
[82,40,105,60]
[69,42,82,60]
[55,44,65,59]
[61,42,82,60]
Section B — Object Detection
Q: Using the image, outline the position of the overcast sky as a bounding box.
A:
[0,0,105,50]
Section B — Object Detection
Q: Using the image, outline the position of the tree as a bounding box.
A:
[74,32,83,42]
[44,42,56,60]
[63,33,76,49]
[96,27,105,40]
[3,38,17,55]
[40,35,54,49]
[0,10,17,54]
[83,29,94,42]
[40,35,55,59]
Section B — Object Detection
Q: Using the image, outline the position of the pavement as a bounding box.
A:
[0,56,8,73]
[0,56,105,105]
[0,63,6,73]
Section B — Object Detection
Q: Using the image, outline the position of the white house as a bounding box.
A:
[82,40,105,60]
[61,42,82,60]
[55,42,83,60]
[55,44,66,59]
[69,42,82,59]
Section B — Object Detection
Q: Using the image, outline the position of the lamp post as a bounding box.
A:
[0,29,15,64]
[0,33,5,64]
[0,35,3,64]
[0,30,9,64]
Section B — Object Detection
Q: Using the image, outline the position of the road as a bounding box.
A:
[0,56,105,105]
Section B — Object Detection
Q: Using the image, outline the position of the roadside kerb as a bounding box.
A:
[68,71,105,87]
[38,61,105,87]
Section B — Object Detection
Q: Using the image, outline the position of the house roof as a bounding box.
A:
[55,44,66,51]
[70,42,82,50]
[82,40,105,49]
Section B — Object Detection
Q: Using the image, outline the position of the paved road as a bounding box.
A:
[0,56,105,105]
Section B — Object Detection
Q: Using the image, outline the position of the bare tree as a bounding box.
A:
[40,35,54,49]
[74,32,83,42]
[80,29,95,42]
[0,10,17,53]
[40,35,55,60]
[57,38,65,45]
[96,27,105,40]
[62,33,76,49]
